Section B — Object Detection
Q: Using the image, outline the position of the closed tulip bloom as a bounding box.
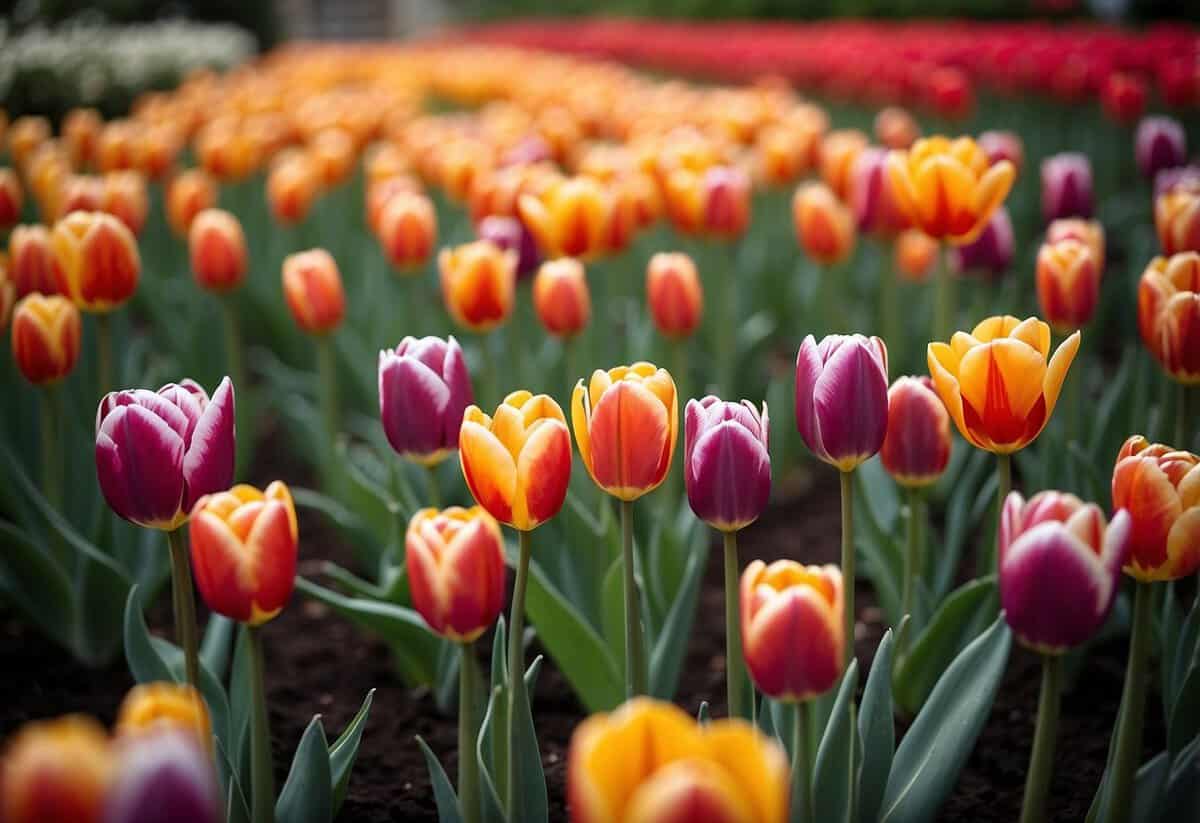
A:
[62,108,102,168]
[189,209,247,292]
[646,252,703,339]
[51,211,140,313]
[567,697,788,823]
[795,334,889,472]
[1156,184,1200,256]
[189,481,298,625]
[1,716,112,823]
[0,168,21,229]
[894,229,939,283]
[850,148,910,237]
[1112,437,1200,582]
[282,248,345,335]
[57,175,105,220]
[572,363,678,501]
[1101,72,1147,125]
[460,391,572,530]
[1041,153,1094,223]
[999,491,1130,653]
[11,294,81,385]
[886,136,1015,245]
[115,683,212,747]
[477,215,541,279]
[977,131,1025,172]
[104,730,221,823]
[379,335,473,466]
[266,154,318,226]
[1046,218,1105,275]
[519,176,611,260]
[818,129,868,201]
[9,224,62,297]
[405,506,506,641]
[1139,253,1200,383]
[874,106,919,150]
[881,376,951,488]
[1135,116,1187,181]
[95,377,235,530]
[664,165,751,239]
[951,206,1014,280]
[166,170,217,236]
[365,174,422,236]
[102,171,148,236]
[438,240,517,332]
[0,257,13,332]
[927,66,975,120]
[685,397,771,532]
[756,123,809,185]
[533,258,590,338]
[928,315,1080,454]
[1036,239,1100,333]
[378,191,436,272]
[309,127,356,187]
[740,560,844,701]
[793,182,856,266]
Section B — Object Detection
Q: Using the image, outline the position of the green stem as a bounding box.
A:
[621,500,646,697]
[717,240,737,396]
[1020,653,1063,823]
[933,244,955,344]
[1175,382,1188,450]
[317,337,339,464]
[723,530,747,719]
[878,242,900,368]
[1108,581,1154,823]
[902,487,923,630]
[425,463,442,509]
[504,529,532,822]
[995,453,1012,575]
[39,386,64,563]
[221,296,246,400]
[247,626,275,823]
[671,340,689,507]
[480,334,498,411]
[459,641,480,823]
[96,313,113,398]
[840,470,855,668]
[791,701,811,823]
[166,527,200,688]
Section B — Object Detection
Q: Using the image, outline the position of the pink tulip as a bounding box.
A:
[795,334,888,472]
[684,397,771,532]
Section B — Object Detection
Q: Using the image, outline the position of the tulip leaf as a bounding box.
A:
[511,656,548,823]
[812,660,860,823]
[276,716,333,823]
[0,519,75,651]
[935,448,990,600]
[329,689,375,816]
[476,683,507,823]
[215,730,251,823]
[1169,660,1200,756]
[1165,734,1200,819]
[881,617,1011,823]
[1171,593,1200,715]
[859,626,899,823]
[200,615,236,682]
[649,530,708,701]
[600,556,625,670]
[416,736,464,823]
[857,456,900,533]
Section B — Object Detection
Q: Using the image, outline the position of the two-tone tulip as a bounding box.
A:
[62,108,101,168]
[1156,182,1200,256]
[518,176,611,260]
[1138,253,1200,383]
[459,391,572,530]
[928,316,1080,453]
[572,363,678,501]
[684,397,771,533]
[282,248,345,335]
[9,224,61,298]
[818,129,868,201]
[11,294,81,385]
[0,167,21,229]
[0,256,13,332]
[951,206,1014,280]
[51,211,140,312]
[95,377,235,530]
[663,165,751,240]
[977,131,1024,172]
[57,176,104,220]
[1135,116,1187,182]
[0,716,112,823]
[166,170,217,236]
[405,506,506,641]
[1036,238,1100,333]
[378,191,437,273]
[850,147,910,237]
[1041,153,1094,223]
[365,174,422,236]
[880,376,951,488]
[189,209,247,293]
[477,215,541,279]
[104,730,222,823]
[1112,436,1200,582]
[266,153,318,226]
[115,683,212,747]
[793,181,856,265]
[1046,218,1105,275]
[567,697,788,823]
[379,335,473,466]
[438,240,517,333]
[645,252,703,339]
[189,481,298,625]
[533,258,590,339]
[794,334,888,472]
[101,171,148,236]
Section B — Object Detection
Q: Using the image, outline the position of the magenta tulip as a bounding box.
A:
[1135,116,1187,181]
[795,334,889,472]
[850,147,909,236]
[978,130,1025,171]
[95,378,234,530]
[684,397,771,533]
[1155,164,1200,199]
[477,215,540,279]
[999,491,1130,653]
[105,730,221,823]
[1041,152,1094,223]
[951,206,1014,280]
[379,335,473,467]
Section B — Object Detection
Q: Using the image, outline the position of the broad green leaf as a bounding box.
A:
[859,626,899,823]
[200,615,236,682]
[0,519,75,650]
[812,661,860,823]
[476,683,507,823]
[123,586,173,683]
[330,689,375,815]
[510,657,548,823]
[1171,593,1200,714]
[1132,751,1170,823]
[276,716,333,823]
[416,736,464,823]
[601,556,625,669]
[857,456,900,533]
[649,532,708,701]
[1165,734,1200,819]
[214,731,251,823]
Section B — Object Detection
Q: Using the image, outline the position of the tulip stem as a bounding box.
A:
[1020,653,1062,823]
[247,625,276,823]
[505,528,532,822]
[723,530,748,719]
[840,470,855,668]
[878,242,901,369]
[1175,382,1189,450]
[221,296,246,406]
[1108,581,1154,823]
[317,337,339,466]
[995,453,1012,575]
[96,313,113,397]
[459,641,480,823]
[901,487,924,636]
[166,527,200,689]
[621,500,647,697]
[425,463,442,509]
[933,244,955,344]
[38,387,63,550]
[791,701,812,823]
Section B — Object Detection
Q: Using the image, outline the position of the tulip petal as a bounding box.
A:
[794,336,828,461]
[182,377,234,511]
[686,421,771,532]
[459,422,517,525]
[243,500,296,625]
[588,380,670,499]
[811,339,888,470]
[744,586,841,701]
[927,342,974,448]
[379,355,451,458]
[1042,330,1081,417]
[189,510,252,622]
[97,405,186,528]
[514,419,572,530]
[625,759,756,823]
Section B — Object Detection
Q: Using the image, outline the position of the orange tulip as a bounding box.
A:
[0,255,13,332]
[567,697,788,823]
[9,225,62,298]
[533,258,591,338]
[1036,238,1100,333]
[282,248,345,335]
[51,211,141,313]
[756,123,810,185]
[96,120,137,172]
[267,153,319,226]
[309,127,356,187]
[190,209,248,293]
[166,169,218,236]
[56,175,104,220]
[459,391,573,531]
[0,716,112,823]
[196,119,262,182]
[101,171,148,236]
[364,142,411,185]
[886,136,1016,245]
[894,229,939,283]
[818,129,869,200]
[645,252,703,339]
[62,108,102,168]
[133,121,183,181]
[1112,436,1200,582]
[0,168,21,229]
[1138,253,1200,383]
[663,165,751,240]
[115,683,212,748]
[874,106,920,150]
[438,240,517,332]
[366,174,423,235]
[11,294,81,385]
[571,363,678,501]
[518,176,611,261]
[1046,218,1105,275]
[1156,184,1200,256]
[793,181,856,265]
[8,116,50,171]
[378,191,437,272]
[928,315,1080,453]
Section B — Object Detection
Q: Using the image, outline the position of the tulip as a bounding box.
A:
[977,130,1024,172]
[1135,116,1187,181]
[1101,72,1147,124]
[881,376,951,489]
[663,165,751,240]
[894,229,939,283]
[818,129,868,201]
[518,175,611,260]
[378,191,437,273]
[850,147,910,237]
[8,115,50,170]
[96,121,137,172]
[365,174,422,236]
[166,169,218,236]
[379,335,473,467]
[927,66,974,120]
[62,108,102,168]
[1138,253,1200,386]
[115,683,212,748]
[567,697,788,823]
[282,248,345,335]
[756,123,809,185]
[189,209,247,293]
[533,258,590,339]
[874,106,919,150]
[951,206,1014,280]
[1041,153,1094,223]
[793,181,856,265]
[101,171,148,236]
[0,258,13,332]
[309,127,356,187]
[1155,165,1200,200]
[1156,183,1200,256]
[1046,218,1105,275]
[0,167,21,229]
[50,211,140,313]
[645,252,703,339]
[1036,238,1100,334]
[9,224,62,298]
[266,153,318,226]
[438,240,517,333]
[794,334,888,472]
[11,293,81,385]
[477,214,540,278]
[0,716,112,823]
[57,175,105,220]
[104,730,222,823]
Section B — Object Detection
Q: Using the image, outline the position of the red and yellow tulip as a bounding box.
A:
[1138,253,1200,383]
[1112,436,1200,582]
[645,252,703,340]
[50,211,141,313]
[189,209,247,293]
[438,240,517,333]
[114,683,212,749]
[533,258,591,339]
[0,716,112,823]
[282,248,345,335]
[518,175,612,261]
[11,294,81,385]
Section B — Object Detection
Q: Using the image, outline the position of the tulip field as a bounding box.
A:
[2,13,1200,823]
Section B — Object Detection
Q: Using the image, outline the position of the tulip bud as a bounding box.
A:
[438,240,517,333]
[190,481,298,625]
[1138,253,1200,383]
[9,224,62,298]
[1,716,112,823]
[1112,436,1200,582]
[978,131,1025,172]
[62,108,102,168]
[378,191,437,273]
[818,129,868,201]
[645,252,703,339]
[874,106,919,150]
[166,170,218,236]
[365,174,422,236]
[115,683,212,748]
[663,165,751,240]
[309,127,356,187]
[951,206,1014,280]
[405,506,506,641]
[927,66,974,120]
[1036,239,1100,334]
[756,123,809,185]
[282,248,346,335]
[101,171,148,236]
[793,181,856,266]
[740,559,844,700]
[1041,153,1094,223]
[51,211,140,313]
[11,294,81,385]
[1046,218,1105,275]
[571,363,678,501]
[518,175,612,260]
[189,209,247,293]
[0,168,21,229]
[1156,184,1200,256]
[267,153,318,226]
[880,376,951,488]
[95,377,235,530]
[795,334,888,472]
[533,258,591,339]
[684,397,771,532]
[134,122,182,182]
[57,175,104,219]
[477,215,541,279]
[1135,116,1187,182]
[894,229,939,283]
[1101,72,1147,125]
[850,148,909,237]
[104,730,222,823]
[1000,491,1129,653]
[379,335,473,466]
[460,391,573,530]
[96,120,137,172]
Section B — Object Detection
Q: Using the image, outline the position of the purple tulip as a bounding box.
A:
[105,730,221,823]
[850,147,908,236]
[684,397,771,532]
[1041,152,1094,223]
[1135,116,1187,181]
[795,334,889,472]
[96,377,235,530]
[379,335,473,466]
[951,206,1014,280]
[978,130,1024,171]
[477,215,540,279]
[999,491,1130,653]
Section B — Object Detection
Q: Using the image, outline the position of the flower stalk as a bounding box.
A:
[1020,653,1062,823]
[166,527,200,688]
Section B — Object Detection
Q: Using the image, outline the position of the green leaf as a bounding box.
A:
[1171,593,1200,714]
[812,661,860,823]
[1132,751,1170,823]
[510,656,549,823]
[200,615,236,682]
[476,683,507,823]
[0,519,75,650]
[857,456,900,533]
[859,627,899,823]
[416,736,463,823]
[601,556,625,669]
[1165,733,1200,819]
[649,531,707,700]
[123,586,173,683]
[214,730,251,823]
[276,716,333,823]
[329,689,375,815]
[881,618,1012,823]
